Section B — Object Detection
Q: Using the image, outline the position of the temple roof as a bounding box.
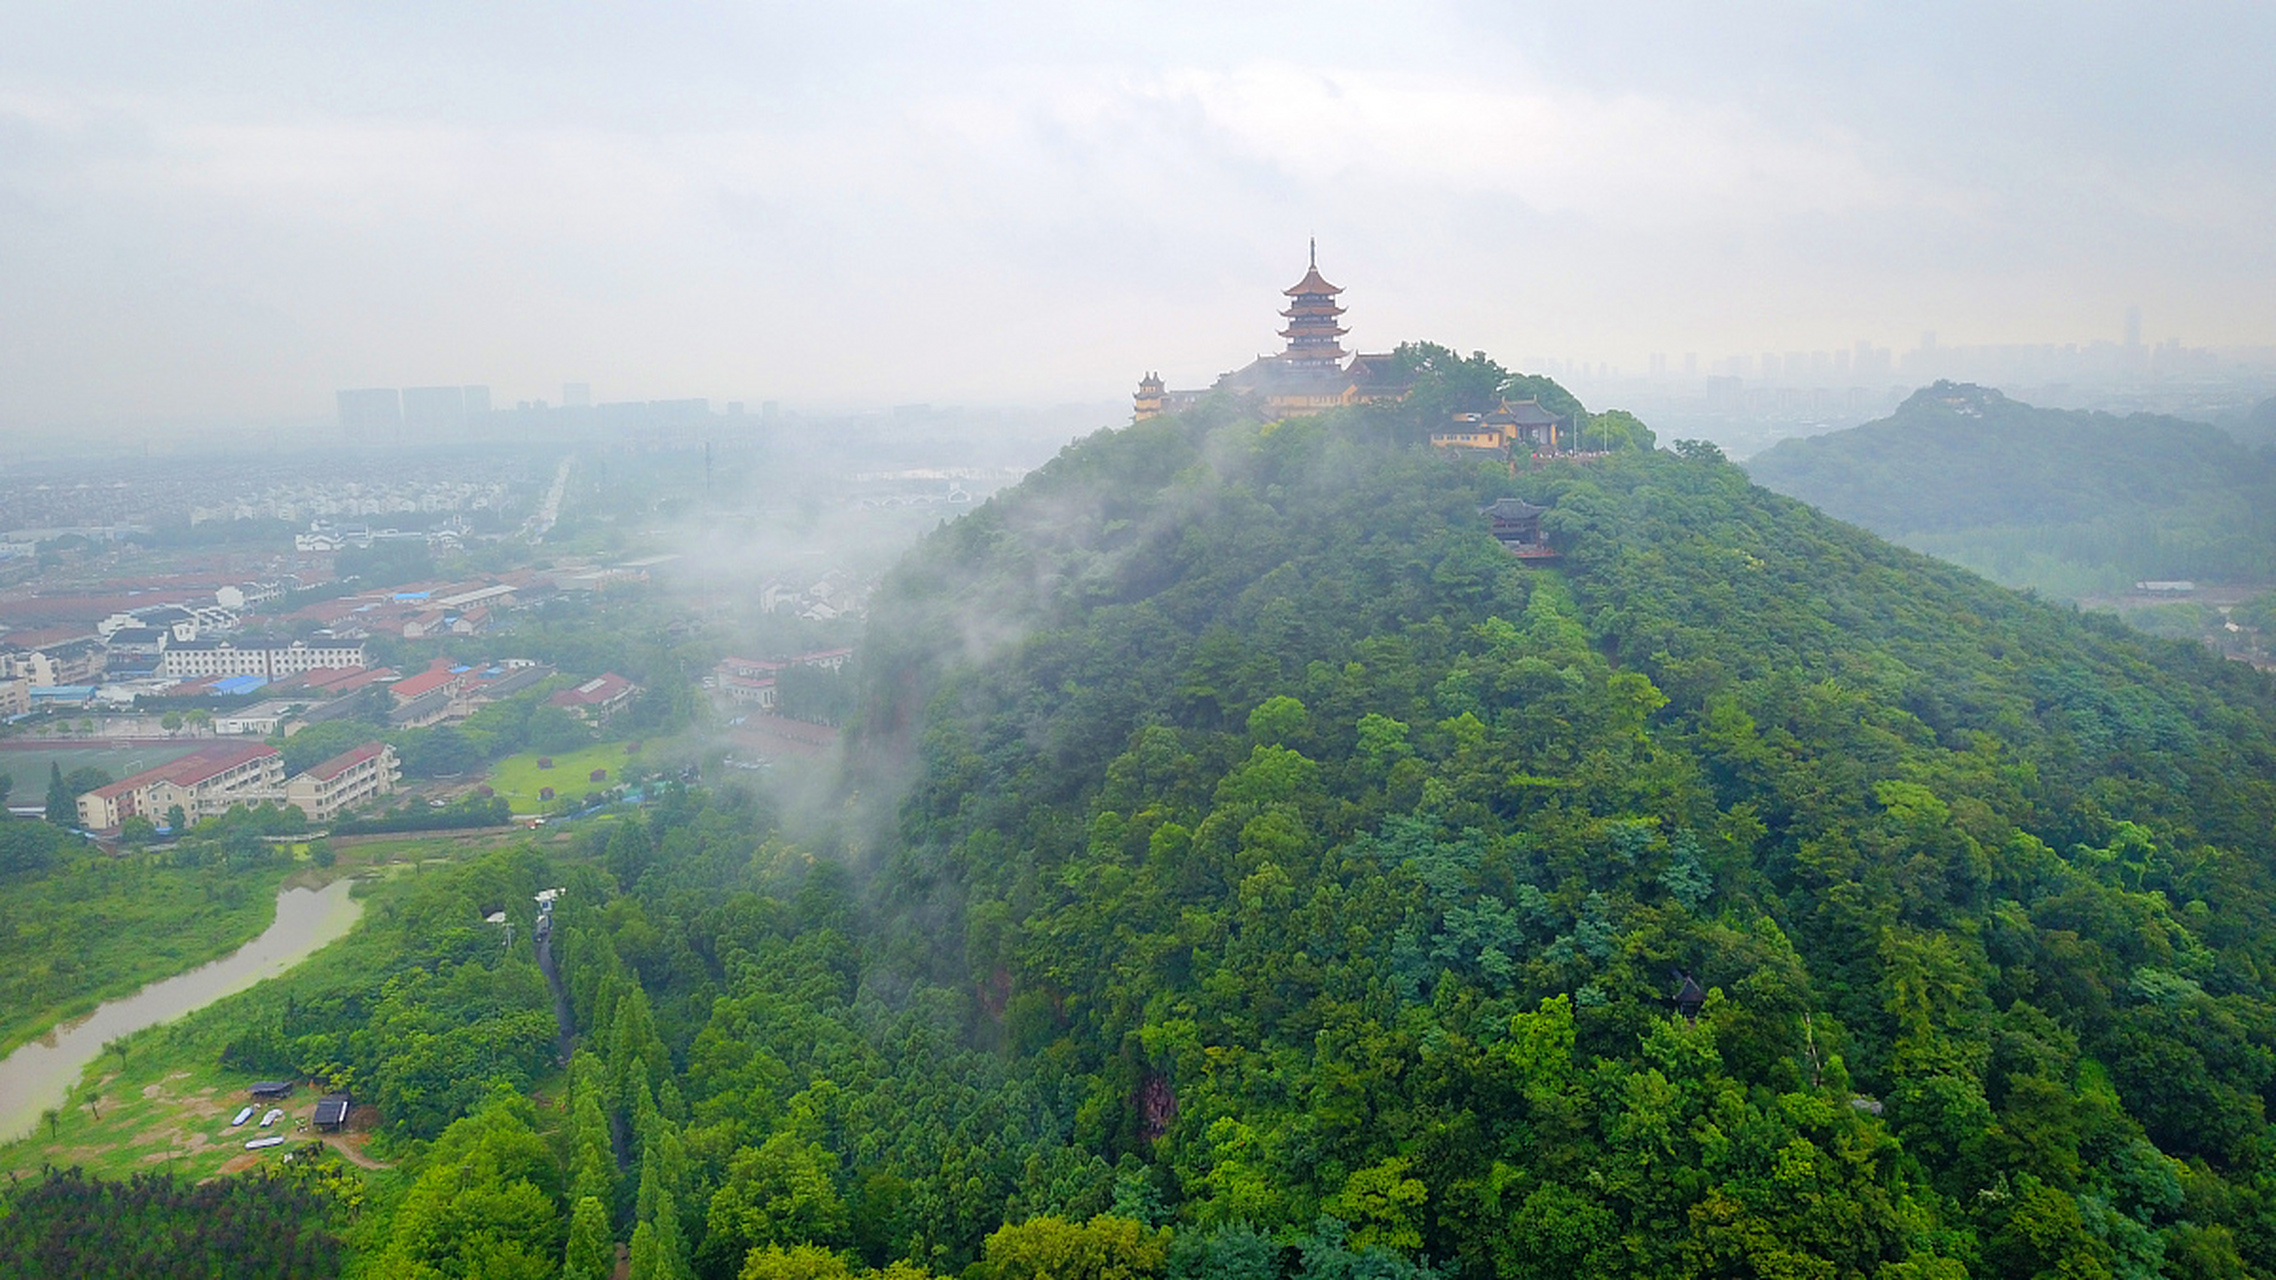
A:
[1214,355,1352,396]
[1344,353,1411,388]
[1283,265,1342,297]
[1485,399,1566,427]
[1480,497,1548,521]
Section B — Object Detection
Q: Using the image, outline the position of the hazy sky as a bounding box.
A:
[3,1,2271,431]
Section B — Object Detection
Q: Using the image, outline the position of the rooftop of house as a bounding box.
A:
[387,659,462,701]
[305,742,388,782]
[169,635,364,653]
[550,672,635,706]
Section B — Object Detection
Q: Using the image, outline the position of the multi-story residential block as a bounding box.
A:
[161,637,365,680]
[77,743,286,829]
[284,743,400,822]
[1,638,109,686]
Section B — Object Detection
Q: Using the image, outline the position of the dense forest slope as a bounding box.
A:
[840,399,2276,1277]
[1745,382,2276,595]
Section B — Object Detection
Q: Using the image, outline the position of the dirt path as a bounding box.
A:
[313,1132,391,1170]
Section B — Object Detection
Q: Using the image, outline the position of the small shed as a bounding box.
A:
[249,1081,295,1099]
[314,1092,352,1131]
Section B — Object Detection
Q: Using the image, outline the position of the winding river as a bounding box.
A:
[0,877,364,1144]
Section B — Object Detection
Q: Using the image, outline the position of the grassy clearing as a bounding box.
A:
[483,740,640,810]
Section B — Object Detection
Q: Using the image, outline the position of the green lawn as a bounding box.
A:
[483,741,639,811]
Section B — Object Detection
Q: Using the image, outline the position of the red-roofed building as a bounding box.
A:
[77,743,285,830]
[714,657,781,708]
[285,742,400,821]
[548,672,638,723]
[388,657,467,704]
[298,666,397,695]
[710,650,851,710]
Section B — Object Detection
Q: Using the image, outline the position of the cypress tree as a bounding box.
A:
[44,761,74,826]
[565,1195,613,1280]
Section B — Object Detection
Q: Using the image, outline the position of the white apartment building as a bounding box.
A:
[162,638,366,681]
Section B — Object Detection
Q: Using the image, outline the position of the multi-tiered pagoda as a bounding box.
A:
[1277,241,1348,372]
[1134,244,1410,421]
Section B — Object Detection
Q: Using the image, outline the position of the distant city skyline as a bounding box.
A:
[4,5,2272,435]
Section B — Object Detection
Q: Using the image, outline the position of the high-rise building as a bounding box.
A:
[563,382,593,408]
[402,386,466,437]
[2125,304,2142,348]
[461,385,491,415]
[337,388,402,438]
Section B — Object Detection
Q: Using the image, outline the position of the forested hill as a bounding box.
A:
[2234,394,2276,448]
[1743,381,2276,596]
[850,397,2276,1278]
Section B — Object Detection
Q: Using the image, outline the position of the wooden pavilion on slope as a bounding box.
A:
[1672,972,1707,1021]
[1480,498,1558,560]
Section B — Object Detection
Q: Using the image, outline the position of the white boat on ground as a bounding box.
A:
[244,1135,285,1150]
[230,1107,255,1127]
[259,1108,283,1127]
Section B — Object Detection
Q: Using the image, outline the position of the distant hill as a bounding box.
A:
[2230,394,2276,447]
[1745,382,2276,596]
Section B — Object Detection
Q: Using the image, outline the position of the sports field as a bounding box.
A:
[0,743,205,805]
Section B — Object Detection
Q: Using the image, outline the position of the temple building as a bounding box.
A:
[1430,399,1572,454]
[1134,243,1413,421]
